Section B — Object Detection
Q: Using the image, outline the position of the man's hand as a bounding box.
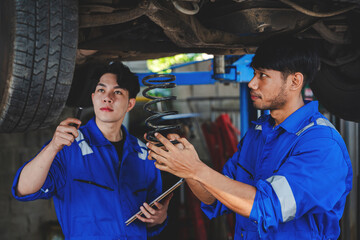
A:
[48,118,81,153]
[145,133,184,161]
[146,133,204,179]
[16,117,81,197]
[145,134,256,218]
[136,193,173,228]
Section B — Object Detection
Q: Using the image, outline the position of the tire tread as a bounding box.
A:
[0,0,78,132]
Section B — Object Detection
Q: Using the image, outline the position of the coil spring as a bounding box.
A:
[142,74,180,145]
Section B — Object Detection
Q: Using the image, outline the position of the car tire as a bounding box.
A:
[0,0,78,132]
[310,58,360,122]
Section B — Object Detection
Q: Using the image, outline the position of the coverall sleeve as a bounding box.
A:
[146,158,167,237]
[12,142,67,201]
[249,134,352,236]
[201,139,244,219]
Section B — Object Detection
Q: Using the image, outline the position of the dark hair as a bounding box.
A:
[91,61,140,99]
[250,36,320,85]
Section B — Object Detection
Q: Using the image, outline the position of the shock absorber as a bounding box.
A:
[142,74,180,145]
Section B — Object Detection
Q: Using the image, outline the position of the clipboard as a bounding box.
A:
[125,178,185,226]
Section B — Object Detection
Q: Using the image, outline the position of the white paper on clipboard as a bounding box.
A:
[125,178,185,226]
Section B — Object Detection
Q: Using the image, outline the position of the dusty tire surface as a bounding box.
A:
[311,58,360,122]
[0,0,78,132]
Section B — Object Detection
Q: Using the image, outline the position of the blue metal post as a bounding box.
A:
[240,82,249,138]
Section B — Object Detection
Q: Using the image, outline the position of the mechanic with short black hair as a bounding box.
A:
[146,37,353,239]
[12,61,171,239]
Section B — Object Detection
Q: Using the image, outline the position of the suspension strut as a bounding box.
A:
[142,74,180,146]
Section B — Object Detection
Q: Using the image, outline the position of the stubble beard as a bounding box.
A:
[253,84,288,111]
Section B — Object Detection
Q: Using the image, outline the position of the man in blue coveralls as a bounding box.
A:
[146,37,353,239]
[12,61,171,239]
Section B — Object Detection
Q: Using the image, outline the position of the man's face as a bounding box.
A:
[91,73,135,124]
[248,68,290,110]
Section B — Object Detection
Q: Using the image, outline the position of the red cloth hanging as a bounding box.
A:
[201,113,240,238]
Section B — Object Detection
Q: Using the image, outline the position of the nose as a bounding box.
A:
[103,93,113,103]
[248,76,258,90]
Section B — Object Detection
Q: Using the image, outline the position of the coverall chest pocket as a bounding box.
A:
[73,178,114,191]
[235,162,255,185]
[126,180,148,201]
[71,173,116,210]
[69,173,118,237]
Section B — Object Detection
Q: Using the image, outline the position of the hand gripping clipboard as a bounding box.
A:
[125,178,185,226]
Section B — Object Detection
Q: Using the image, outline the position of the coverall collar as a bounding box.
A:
[252,101,319,134]
[278,100,319,134]
[82,117,143,153]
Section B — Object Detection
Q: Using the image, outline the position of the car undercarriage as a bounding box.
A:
[1,0,360,132]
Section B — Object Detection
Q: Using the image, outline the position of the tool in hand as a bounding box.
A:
[69,107,83,128]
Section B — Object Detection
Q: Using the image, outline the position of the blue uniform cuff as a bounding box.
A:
[12,161,31,201]
[147,216,168,237]
[12,160,54,201]
[201,200,219,219]
[249,179,283,237]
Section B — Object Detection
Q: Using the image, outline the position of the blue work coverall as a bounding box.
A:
[202,101,353,239]
[12,118,165,240]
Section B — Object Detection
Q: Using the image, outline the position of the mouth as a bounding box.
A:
[250,93,261,101]
[100,107,113,112]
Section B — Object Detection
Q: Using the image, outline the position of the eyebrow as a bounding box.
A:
[96,83,122,89]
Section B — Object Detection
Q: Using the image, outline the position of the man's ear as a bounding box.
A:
[127,98,136,112]
[290,72,304,91]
